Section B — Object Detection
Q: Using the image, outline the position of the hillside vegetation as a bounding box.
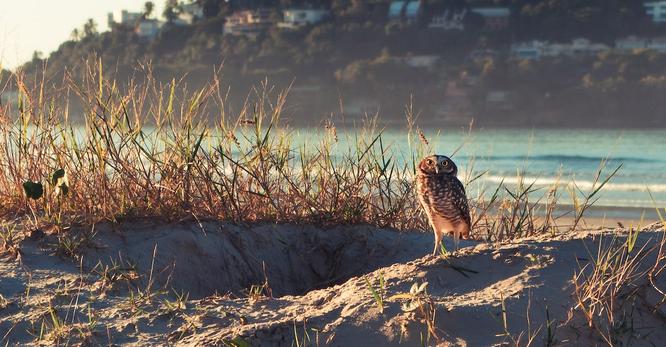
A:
[14,0,666,126]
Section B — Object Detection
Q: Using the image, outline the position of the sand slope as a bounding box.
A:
[1,221,664,346]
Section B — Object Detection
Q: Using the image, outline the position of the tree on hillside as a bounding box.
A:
[164,0,180,23]
[32,51,44,61]
[70,28,81,41]
[83,19,98,38]
[144,1,155,19]
[197,0,226,18]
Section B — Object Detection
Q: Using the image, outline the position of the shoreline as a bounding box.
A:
[548,204,662,226]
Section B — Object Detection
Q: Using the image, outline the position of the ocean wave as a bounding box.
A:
[460,154,661,164]
[480,175,666,193]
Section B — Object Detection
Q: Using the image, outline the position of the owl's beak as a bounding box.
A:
[435,166,439,174]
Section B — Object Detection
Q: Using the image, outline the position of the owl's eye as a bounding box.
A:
[443,161,449,167]
[426,159,433,165]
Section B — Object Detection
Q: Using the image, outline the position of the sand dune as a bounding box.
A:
[1,221,664,346]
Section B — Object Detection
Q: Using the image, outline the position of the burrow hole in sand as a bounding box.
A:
[84,222,433,298]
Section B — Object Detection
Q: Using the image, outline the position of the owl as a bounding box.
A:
[416,155,471,255]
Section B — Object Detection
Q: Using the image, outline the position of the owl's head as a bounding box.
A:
[418,155,458,176]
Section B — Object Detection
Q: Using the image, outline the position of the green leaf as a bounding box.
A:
[23,181,44,200]
[51,168,66,185]
[364,276,383,311]
[51,168,69,197]
[226,337,251,347]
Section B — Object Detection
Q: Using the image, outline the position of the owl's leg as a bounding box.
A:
[433,230,442,256]
[452,229,460,251]
[452,223,470,250]
[457,222,471,240]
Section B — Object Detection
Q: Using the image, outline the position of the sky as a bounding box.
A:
[0,1,165,70]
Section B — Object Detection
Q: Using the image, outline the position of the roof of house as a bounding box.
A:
[471,7,510,17]
[389,1,406,17]
[405,1,421,17]
[283,8,329,14]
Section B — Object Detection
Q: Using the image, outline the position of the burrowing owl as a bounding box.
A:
[416,155,471,255]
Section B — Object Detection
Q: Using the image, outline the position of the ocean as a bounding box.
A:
[288,128,666,216]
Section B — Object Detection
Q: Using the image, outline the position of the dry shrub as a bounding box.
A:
[0,61,615,240]
[570,228,666,345]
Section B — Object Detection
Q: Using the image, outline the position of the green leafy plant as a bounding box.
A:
[51,168,69,197]
[23,181,43,200]
[364,273,386,313]
[389,282,439,342]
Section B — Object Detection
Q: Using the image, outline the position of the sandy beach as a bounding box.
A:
[1,218,664,346]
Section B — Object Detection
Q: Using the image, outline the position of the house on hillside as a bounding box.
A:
[174,2,204,25]
[121,10,143,24]
[470,7,510,30]
[648,37,666,52]
[108,10,163,39]
[615,36,666,53]
[510,41,546,60]
[542,43,570,57]
[136,19,163,39]
[107,10,143,27]
[224,9,273,36]
[278,9,329,29]
[644,1,666,23]
[429,9,466,30]
[388,1,422,24]
[511,39,610,60]
[615,36,649,52]
[401,55,440,69]
[569,38,610,56]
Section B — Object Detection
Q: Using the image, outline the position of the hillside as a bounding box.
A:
[14,0,666,126]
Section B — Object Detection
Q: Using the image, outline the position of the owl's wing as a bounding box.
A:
[453,179,472,226]
[428,178,471,226]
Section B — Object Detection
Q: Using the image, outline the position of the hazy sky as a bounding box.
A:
[0,1,165,70]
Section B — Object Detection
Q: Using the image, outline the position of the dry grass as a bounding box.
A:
[570,221,666,345]
[0,62,425,232]
[0,60,623,245]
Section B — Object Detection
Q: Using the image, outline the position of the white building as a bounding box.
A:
[542,43,570,57]
[388,1,406,19]
[224,9,273,36]
[614,36,666,54]
[108,10,143,27]
[511,39,610,60]
[136,19,163,39]
[644,1,666,23]
[278,9,328,29]
[108,9,163,39]
[122,10,143,24]
[401,55,440,69]
[510,41,547,60]
[648,37,666,53]
[470,7,510,30]
[569,38,610,56]
[174,2,204,25]
[388,1,422,23]
[615,36,649,52]
[429,9,466,30]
